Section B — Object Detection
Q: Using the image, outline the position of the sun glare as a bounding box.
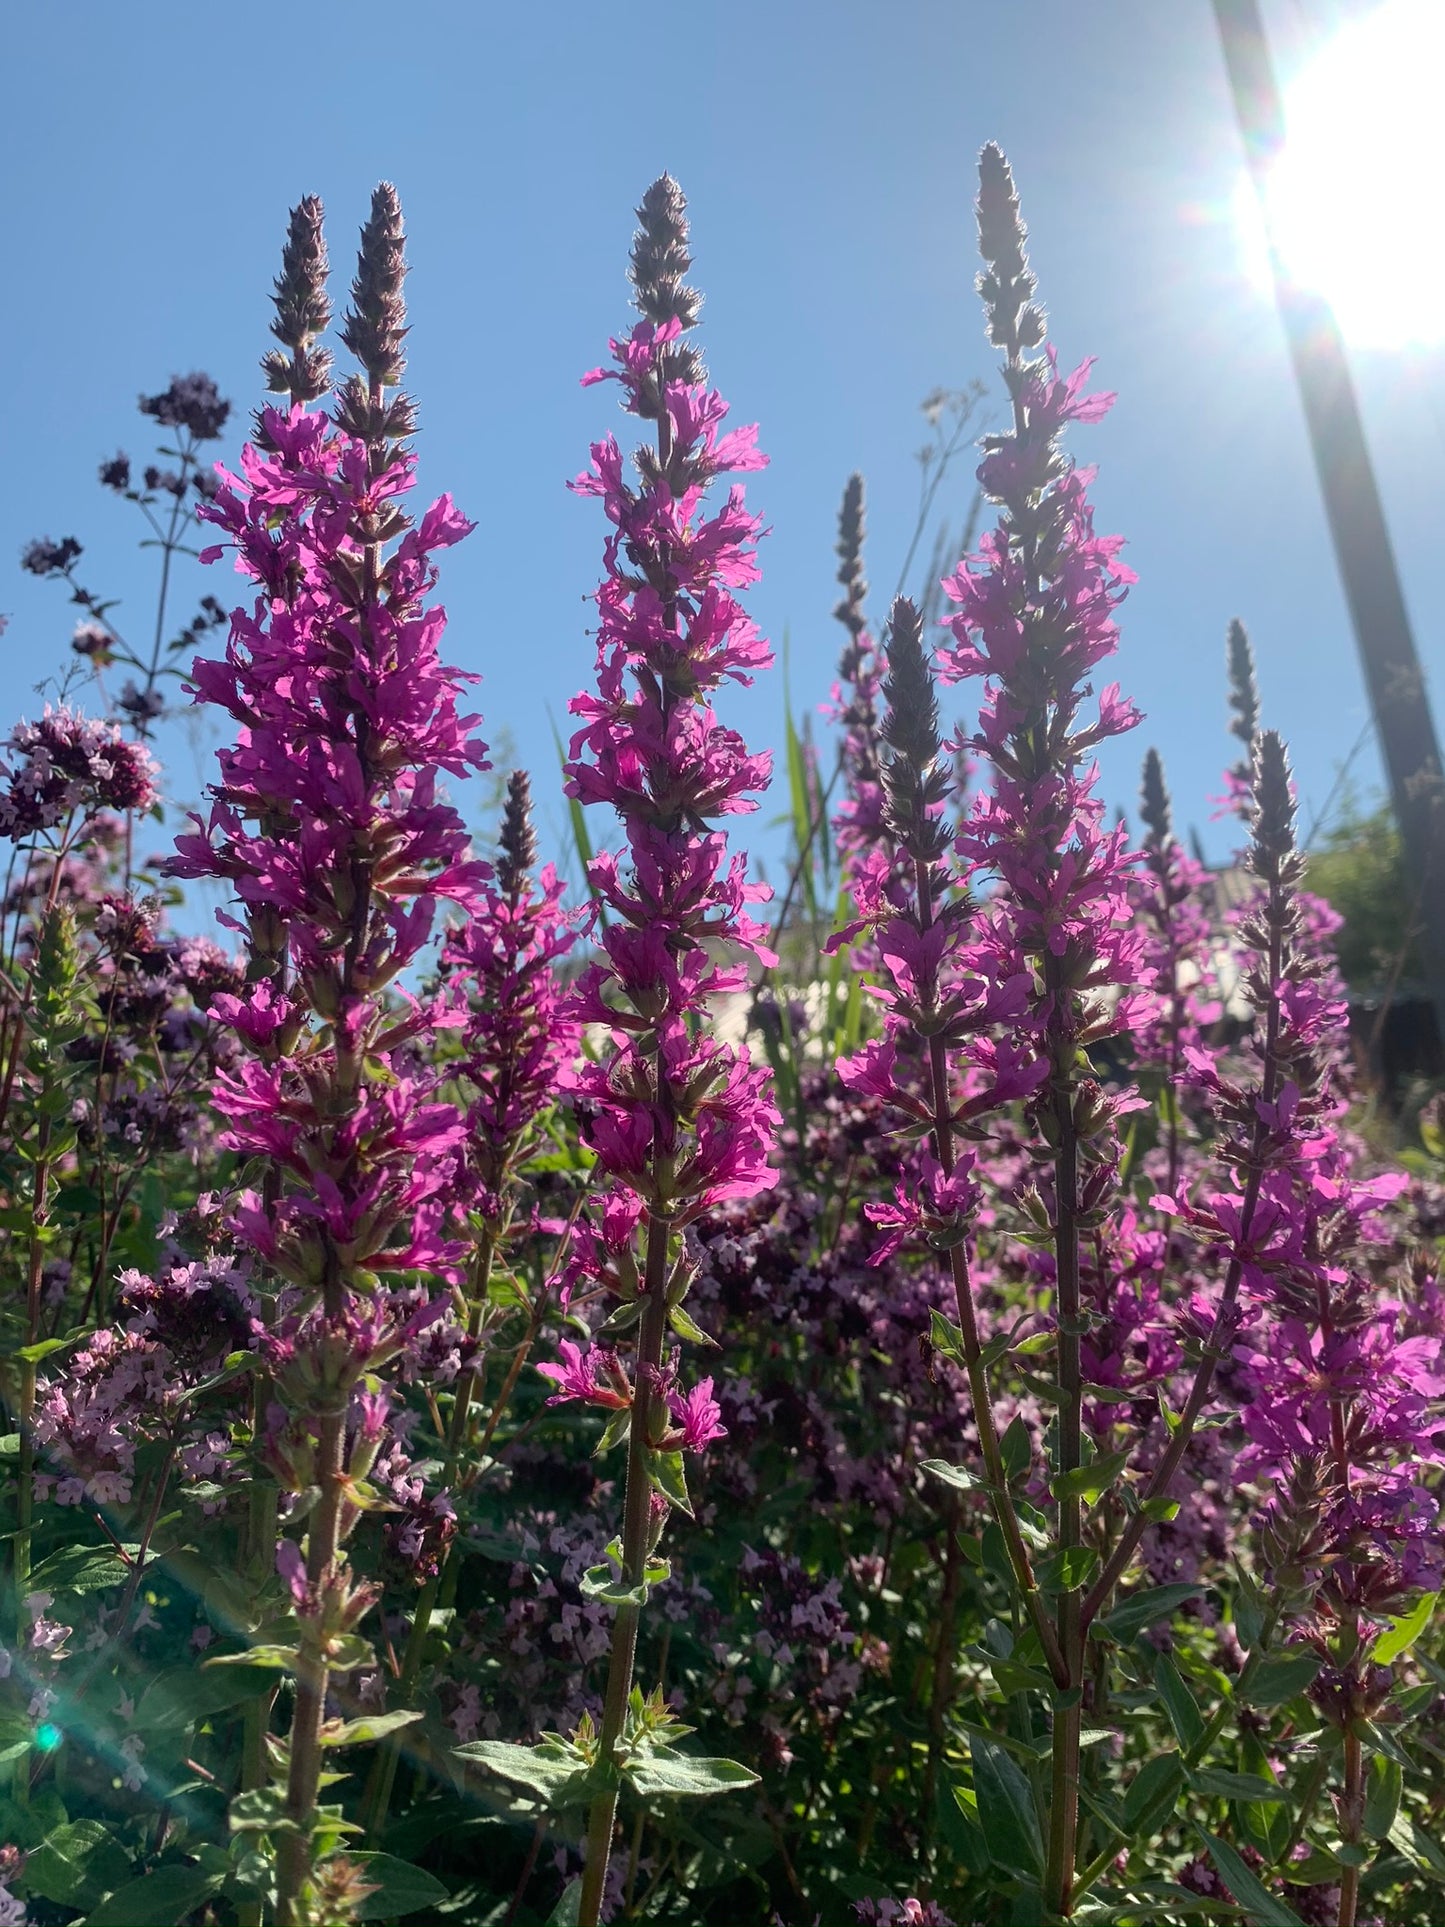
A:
[1243,0,1445,348]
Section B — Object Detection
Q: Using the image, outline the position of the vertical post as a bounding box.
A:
[1213,0,1445,1047]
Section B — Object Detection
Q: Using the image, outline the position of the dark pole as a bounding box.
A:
[1213,0,1445,1043]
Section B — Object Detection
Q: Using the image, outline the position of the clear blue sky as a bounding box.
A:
[4,1,1442,900]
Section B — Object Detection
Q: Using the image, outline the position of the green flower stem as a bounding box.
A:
[1043,953,1085,1921]
[912,855,1066,1688]
[578,1202,672,1927]
[276,1396,347,1926]
[1338,1727,1363,1927]
[361,1225,504,1839]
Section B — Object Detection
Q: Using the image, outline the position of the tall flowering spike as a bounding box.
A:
[263,195,333,405]
[1139,745,1172,848]
[827,473,889,865]
[172,188,487,1924]
[559,178,776,1927]
[937,146,1148,1916]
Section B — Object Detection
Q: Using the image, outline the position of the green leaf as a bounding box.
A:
[1154,1654,1205,1751]
[11,1335,77,1365]
[78,1864,225,1926]
[138,1665,274,1733]
[646,1447,692,1517]
[1122,1753,1185,1835]
[1199,1830,1305,1924]
[1049,1448,1131,1506]
[454,1739,595,1809]
[1232,1562,1268,1650]
[666,1302,715,1348]
[1000,1415,1032,1483]
[23,1819,130,1908]
[1036,1545,1099,1594]
[1240,1649,1321,1708]
[1096,1582,1202,1643]
[919,1457,983,1493]
[1235,1732,1291,1865]
[1188,1768,1287,1804]
[28,1544,130,1595]
[1388,1810,1445,1876]
[579,1561,649,1609]
[623,1747,759,1799]
[228,1787,288,1834]
[205,1643,301,1671]
[547,1878,583,1926]
[928,1309,967,1365]
[1373,1589,1437,1665]
[352,1853,450,1919]
[969,1730,1043,1880]
[1363,1754,1402,1840]
[324,1709,424,1747]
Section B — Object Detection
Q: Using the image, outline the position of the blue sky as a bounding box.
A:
[4,0,1442,903]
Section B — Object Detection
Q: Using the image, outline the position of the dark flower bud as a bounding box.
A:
[263,193,334,403]
[21,535,82,577]
[341,181,408,390]
[118,681,166,726]
[833,472,869,644]
[976,143,1046,358]
[138,372,231,441]
[1139,746,1172,848]
[630,174,702,333]
[1227,616,1261,784]
[497,768,538,902]
[98,452,131,492]
[71,621,113,664]
[628,174,706,413]
[1249,728,1297,878]
[880,596,950,859]
[881,596,940,776]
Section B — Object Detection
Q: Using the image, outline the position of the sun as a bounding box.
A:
[1242,0,1445,349]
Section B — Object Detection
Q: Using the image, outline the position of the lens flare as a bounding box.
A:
[1241,0,1445,348]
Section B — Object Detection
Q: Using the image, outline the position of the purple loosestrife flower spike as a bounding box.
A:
[937,144,1148,1916]
[560,176,776,1927]
[827,474,890,868]
[173,189,486,1925]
